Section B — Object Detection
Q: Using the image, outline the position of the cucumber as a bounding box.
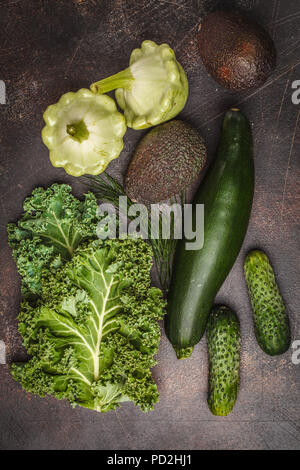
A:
[244,250,290,355]
[207,306,241,416]
[165,109,254,359]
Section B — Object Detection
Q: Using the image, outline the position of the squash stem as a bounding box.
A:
[90,68,134,94]
[174,346,194,360]
[66,120,89,143]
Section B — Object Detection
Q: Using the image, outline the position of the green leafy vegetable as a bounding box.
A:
[7,184,101,298]
[12,238,164,412]
[90,40,188,130]
[8,184,165,413]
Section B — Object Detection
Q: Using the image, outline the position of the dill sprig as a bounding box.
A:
[84,172,182,292]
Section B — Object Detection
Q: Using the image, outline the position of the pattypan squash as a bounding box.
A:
[42,89,126,176]
[90,40,188,130]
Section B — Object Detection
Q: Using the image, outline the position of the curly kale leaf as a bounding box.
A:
[11,238,165,412]
[7,184,100,297]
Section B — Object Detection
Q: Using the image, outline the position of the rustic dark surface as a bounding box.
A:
[0,0,300,450]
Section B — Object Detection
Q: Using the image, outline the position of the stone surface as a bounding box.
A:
[0,0,299,450]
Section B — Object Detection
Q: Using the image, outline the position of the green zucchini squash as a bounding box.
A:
[165,108,254,359]
[207,306,241,416]
[244,249,290,355]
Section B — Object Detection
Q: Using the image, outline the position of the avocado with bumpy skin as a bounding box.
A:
[125,120,206,204]
[244,250,290,356]
[197,11,276,90]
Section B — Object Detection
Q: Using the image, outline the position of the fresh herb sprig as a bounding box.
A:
[84,172,182,292]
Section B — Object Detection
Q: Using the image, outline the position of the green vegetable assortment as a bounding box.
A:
[8,15,292,418]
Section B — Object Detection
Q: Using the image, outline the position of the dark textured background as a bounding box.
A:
[0,0,300,450]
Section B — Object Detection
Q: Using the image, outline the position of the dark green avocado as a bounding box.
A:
[197,11,276,90]
[125,120,206,204]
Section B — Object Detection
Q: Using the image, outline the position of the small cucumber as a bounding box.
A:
[244,250,290,356]
[207,306,241,416]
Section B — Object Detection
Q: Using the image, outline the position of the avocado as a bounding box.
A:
[125,120,206,203]
[197,11,276,90]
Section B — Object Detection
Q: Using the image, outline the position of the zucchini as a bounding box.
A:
[165,109,254,358]
[207,306,241,416]
[244,250,290,355]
